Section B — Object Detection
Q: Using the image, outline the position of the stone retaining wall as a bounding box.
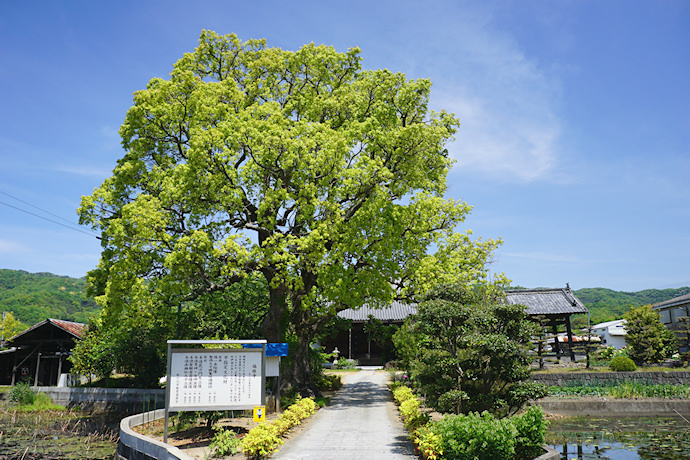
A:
[531,371,690,387]
[537,397,690,416]
[34,387,166,413]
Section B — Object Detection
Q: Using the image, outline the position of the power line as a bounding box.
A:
[0,190,79,227]
[0,195,99,240]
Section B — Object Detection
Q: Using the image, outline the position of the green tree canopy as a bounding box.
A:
[1,311,28,345]
[402,282,546,416]
[623,305,676,365]
[79,31,500,393]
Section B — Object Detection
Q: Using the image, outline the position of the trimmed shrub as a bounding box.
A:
[393,385,415,405]
[413,425,444,460]
[240,397,317,459]
[417,406,548,460]
[400,398,430,430]
[240,423,283,459]
[432,411,517,460]
[609,356,637,372]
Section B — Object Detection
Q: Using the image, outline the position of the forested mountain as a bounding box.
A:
[573,287,690,325]
[1,268,688,330]
[0,269,100,325]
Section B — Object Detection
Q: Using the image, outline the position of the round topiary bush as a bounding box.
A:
[609,356,637,372]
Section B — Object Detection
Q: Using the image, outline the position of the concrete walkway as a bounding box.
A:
[273,370,417,459]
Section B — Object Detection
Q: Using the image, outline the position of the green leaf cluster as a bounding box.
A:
[609,355,637,371]
[0,311,27,345]
[402,282,545,416]
[623,305,677,365]
[78,31,500,392]
[427,406,547,460]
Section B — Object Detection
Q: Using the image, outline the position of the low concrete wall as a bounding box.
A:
[116,409,193,460]
[34,387,166,413]
[535,445,560,460]
[537,397,690,416]
[532,371,690,387]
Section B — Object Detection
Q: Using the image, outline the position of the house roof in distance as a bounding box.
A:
[590,319,627,330]
[336,286,588,322]
[337,301,417,322]
[8,318,86,343]
[504,286,589,316]
[652,293,690,310]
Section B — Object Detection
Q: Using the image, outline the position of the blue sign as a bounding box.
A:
[243,343,289,357]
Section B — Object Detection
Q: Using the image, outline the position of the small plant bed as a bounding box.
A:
[134,412,254,458]
[135,397,318,459]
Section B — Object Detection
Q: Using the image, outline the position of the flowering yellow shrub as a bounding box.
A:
[240,397,317,459]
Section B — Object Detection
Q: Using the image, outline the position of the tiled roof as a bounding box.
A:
[652,293,690,310]
[8,318,86,342]
[335,287,588,322]
[504,288,589,316]
[49,318,87,338]
[337,301,417,322]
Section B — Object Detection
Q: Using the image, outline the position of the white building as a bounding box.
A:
[590,319,627,349]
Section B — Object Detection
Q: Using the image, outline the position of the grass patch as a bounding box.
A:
[533,364,689,374]
[78,374,146,388]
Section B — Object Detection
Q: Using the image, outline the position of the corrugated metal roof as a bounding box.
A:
[504,288,589,316]
[337,301,418,322]
[652,293,690,310]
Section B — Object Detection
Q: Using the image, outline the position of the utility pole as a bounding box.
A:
[1,311,6,343]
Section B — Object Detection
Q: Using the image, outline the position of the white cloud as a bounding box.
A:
[429,15,564,183]
[0,237,27,255]
[53,165,113,178]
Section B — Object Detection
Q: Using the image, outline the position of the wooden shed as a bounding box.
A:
[0,318,85,386]
[323,285,589,365]
[326,301,417,365]
[505,285,589,361]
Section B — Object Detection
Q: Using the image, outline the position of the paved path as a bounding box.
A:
[273,370,417,459]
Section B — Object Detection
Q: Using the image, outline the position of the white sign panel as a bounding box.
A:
[168,348,263,411]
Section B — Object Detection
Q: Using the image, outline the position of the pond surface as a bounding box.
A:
[0,409,119,459]
[546,417,690,460]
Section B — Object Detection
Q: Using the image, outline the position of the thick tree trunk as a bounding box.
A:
[283,329,319,397]
[283,295,321,397]
[261,285,287,343]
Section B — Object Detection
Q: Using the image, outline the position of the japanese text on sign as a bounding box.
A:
[168,349,263,411]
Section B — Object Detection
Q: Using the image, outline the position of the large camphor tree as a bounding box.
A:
[79,31,500,394]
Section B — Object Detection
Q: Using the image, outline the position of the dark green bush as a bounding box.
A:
[8,383,36,405]
[513,405,549,460]
[609,356,637,372]
[432,411,517,460]
[428,406,548,460]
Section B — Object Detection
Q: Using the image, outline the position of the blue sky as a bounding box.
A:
[1,1,688,292]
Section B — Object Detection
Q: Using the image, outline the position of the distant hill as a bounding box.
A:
[0,269,100,325]
[573,286,690,327]
[1,268,688,330]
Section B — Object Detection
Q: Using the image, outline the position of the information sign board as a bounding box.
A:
[168,348,262,411]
